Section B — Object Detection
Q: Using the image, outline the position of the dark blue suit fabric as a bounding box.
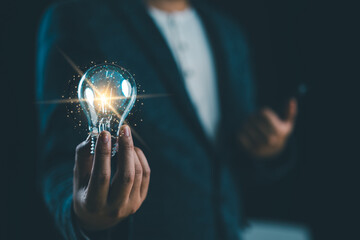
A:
[36,0,293,239]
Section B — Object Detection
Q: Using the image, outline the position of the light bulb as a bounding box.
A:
[78,64,137,155]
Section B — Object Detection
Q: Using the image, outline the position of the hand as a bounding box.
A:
[238,98,297,158]
[73,125,150,231]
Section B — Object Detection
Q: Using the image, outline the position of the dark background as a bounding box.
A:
[2,0,358,239]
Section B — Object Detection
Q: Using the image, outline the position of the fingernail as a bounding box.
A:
[101,131,109,143]
[124,126,130,137]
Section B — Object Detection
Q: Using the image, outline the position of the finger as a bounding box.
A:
[255,114,281,145]
[252,114,278,141]
[74,134,93,190]
[284,98,297,123]
[239,131,255,150]
[135,147,150,200]
[257,112,276,135]
[129,151,142,200]
[243,122,266,147]
[86,131,112,209]
[261,108,283,135]
[109,125,135,205]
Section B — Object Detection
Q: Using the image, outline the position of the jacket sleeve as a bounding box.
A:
[235,32,297,186]
[237,31,298,187]
[36,3,120,239]
[227,20,298,187]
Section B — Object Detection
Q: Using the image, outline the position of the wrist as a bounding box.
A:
[72,206,110,240]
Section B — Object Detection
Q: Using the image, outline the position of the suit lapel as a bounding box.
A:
[111,0,215,149]
[194,2,237,148]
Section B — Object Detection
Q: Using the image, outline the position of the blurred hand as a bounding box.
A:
[238,99,297,158]
[73,125,150,231]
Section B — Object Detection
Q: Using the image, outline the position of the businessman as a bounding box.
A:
[37,0,297,239]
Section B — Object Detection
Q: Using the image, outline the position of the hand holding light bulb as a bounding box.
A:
[73,126,150,231]
[73,64,150,231]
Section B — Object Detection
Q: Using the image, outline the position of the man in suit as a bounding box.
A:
[36,0,297,239]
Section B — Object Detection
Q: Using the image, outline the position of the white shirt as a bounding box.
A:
[148,6,220,141]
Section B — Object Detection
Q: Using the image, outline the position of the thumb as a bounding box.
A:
[284,98,297,123]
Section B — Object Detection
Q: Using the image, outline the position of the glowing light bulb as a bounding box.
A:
[78,64,137,155]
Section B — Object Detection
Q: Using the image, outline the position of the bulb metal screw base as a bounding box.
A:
[90,135,96,155]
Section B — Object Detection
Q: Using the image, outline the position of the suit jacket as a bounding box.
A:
[36,0,295,239]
